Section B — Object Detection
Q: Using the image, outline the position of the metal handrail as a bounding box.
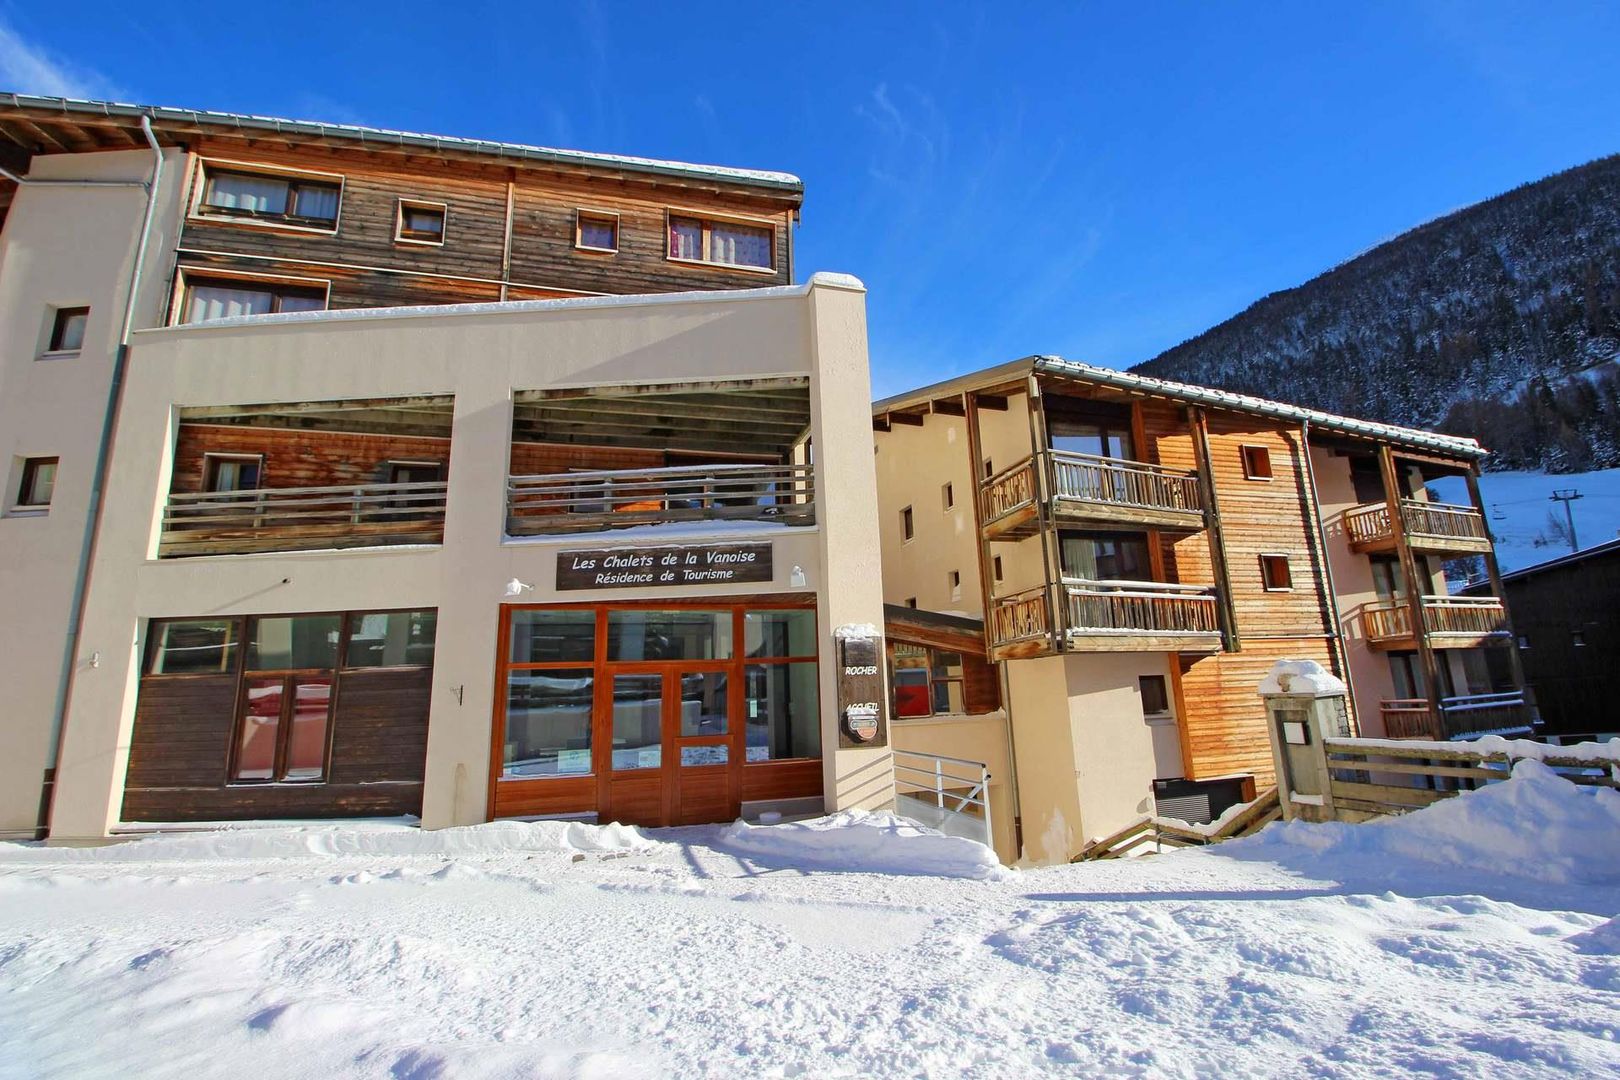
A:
[891,749,994,849]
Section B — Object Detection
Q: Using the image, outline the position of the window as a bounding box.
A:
[204,454,262,493]
[892,643,966,718]
[575,210,619,252]
[1139,675,1171,718]
[181,275,327,324]
[1369,556,1405,600]
[387,461,443,486]
[1060,531,1151,580]
[905,597,918,609]
[667,213,774,270]
[901,505,914,541]
[1517,634,1530,649]
[46,307,89,354]
[993,556,1004,583]
[396,200,446,244]
[147,619,239,675]
[942,481,955,510]
[607,609,732,661]
[344,610,438,668]
[1050,417,1133,461]
[1573,631,1587,647]
[983,458,994,479]
[1260,553,1293,591]
[16,457,57,508]
[949,569,962,600]
[1241,445,1273,481]
[199,165,341,228]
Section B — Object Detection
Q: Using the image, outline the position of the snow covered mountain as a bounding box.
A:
[1133,154,1620,473]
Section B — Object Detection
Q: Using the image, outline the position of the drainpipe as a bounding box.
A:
[1299,419,1362,731]
[39,116,166,839]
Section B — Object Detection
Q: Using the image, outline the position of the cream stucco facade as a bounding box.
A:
[41,275,892,841]
[0,148,188,838]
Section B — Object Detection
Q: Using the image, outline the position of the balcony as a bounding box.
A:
[161,480,448,557]
[1378,692,1535,740]
[1344,499,1492,556]
[981,450,1204,540]
[507,462,815,535]
[988,577,1222,659]
[1360,595,1510,651]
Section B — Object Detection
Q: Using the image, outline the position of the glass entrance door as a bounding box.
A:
[673,668,731,825]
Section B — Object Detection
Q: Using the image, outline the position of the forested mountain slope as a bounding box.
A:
[1133,155,1620,472]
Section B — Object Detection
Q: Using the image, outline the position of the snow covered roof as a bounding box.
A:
[1498,535,1620,582]
[873,355,1487,460]
[0,93,804,195]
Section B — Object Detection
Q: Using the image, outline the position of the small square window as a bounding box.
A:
[1241,445,1273,481]
[576,210,619,252]
[1260,553,1293,591]
[17,456,58,508]
[949,570,962,600]
[1573,631,1586,647]
[993,555,1004,583]
[47,307,89,354]
[1139,675,1171,717]
[396,200,446,244]
[942,481,955,510]
[901,505,914,541]
[1517,634,1530,649]
[983,457,994,479]
[905,597,918,609]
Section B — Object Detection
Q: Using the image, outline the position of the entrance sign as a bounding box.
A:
[835,623,888,748]
[555,543,773,591]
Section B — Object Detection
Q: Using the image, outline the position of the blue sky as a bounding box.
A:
[5,2,1620,396]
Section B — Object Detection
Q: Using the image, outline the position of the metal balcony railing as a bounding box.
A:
[1379,691,1532,740]
[160,480,448,557]
[506,462,815,535]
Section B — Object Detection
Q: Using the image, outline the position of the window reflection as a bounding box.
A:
[503,669,594,778]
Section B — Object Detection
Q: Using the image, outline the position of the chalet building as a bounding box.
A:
[874,357,1533,864]
[1466,538,1620,740]
[0,95,889,842]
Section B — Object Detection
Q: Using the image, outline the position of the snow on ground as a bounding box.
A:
[3,773,1619,1079]
[1461,466,1620,573]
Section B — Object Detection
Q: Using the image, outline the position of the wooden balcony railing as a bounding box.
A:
[979,450,1202,534]
[1379,692,1532,740]
[506,462,815,535]
[988,586,1052,651]
[160,480,448,557]
[1344,499,1490,551]
[1064,578,1221,637]
[1361,595,1510,647]
[1048,451,1202,516]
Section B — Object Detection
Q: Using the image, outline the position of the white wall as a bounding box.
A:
[46,276,890,840]
[0,148,186,837]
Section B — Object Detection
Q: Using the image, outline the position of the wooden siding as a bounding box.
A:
[120,667,431,823]
[1139,400,1338,784]
[172,137,793,315]
[172,424,452,495]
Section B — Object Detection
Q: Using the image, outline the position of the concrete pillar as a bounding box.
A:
[1259,658,1350,823]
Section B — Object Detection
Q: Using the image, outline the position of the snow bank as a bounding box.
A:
[0,819,660,863]
[1234,760,1620,886]
[718,810,1010,881]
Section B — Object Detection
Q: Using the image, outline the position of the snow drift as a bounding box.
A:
[717,809,1011,881]
[1234,759,1620,886]
[0,818,660,863]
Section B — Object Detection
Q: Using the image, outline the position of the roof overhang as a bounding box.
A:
[0,93,804,202]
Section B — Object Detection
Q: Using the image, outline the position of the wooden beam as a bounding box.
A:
[888,411,926,426]
[180,395,455,420]
[872,416,890,433]
[964,392,998,652]
[930,397,966,417]
[1191,406,1240,651]
[978,394,1009,411]
[1027,375,1064,656]
[1380,443,1444,737]
[520,376,808,401]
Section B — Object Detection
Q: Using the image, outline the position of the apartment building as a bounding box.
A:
[875,357,1531,864]
[0,95,889,841]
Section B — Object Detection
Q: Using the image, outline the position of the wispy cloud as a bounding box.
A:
[0,18,121,99]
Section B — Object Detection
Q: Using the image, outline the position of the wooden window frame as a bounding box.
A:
[993,555,1004,583]
[942,481,955,511]
[171,267,332,325]
[574,208,620,254]
[395,198,449,247]
[901,505,914,542]
[140,609,437,786]
[189,157,345,235]
[890,641,966,720]
[1259,553,1293,592]
[1240,444,1274,482]
[202,452,265,493]
[44,306,90,357]
[664,207,777,274]
[15,456,58,510]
